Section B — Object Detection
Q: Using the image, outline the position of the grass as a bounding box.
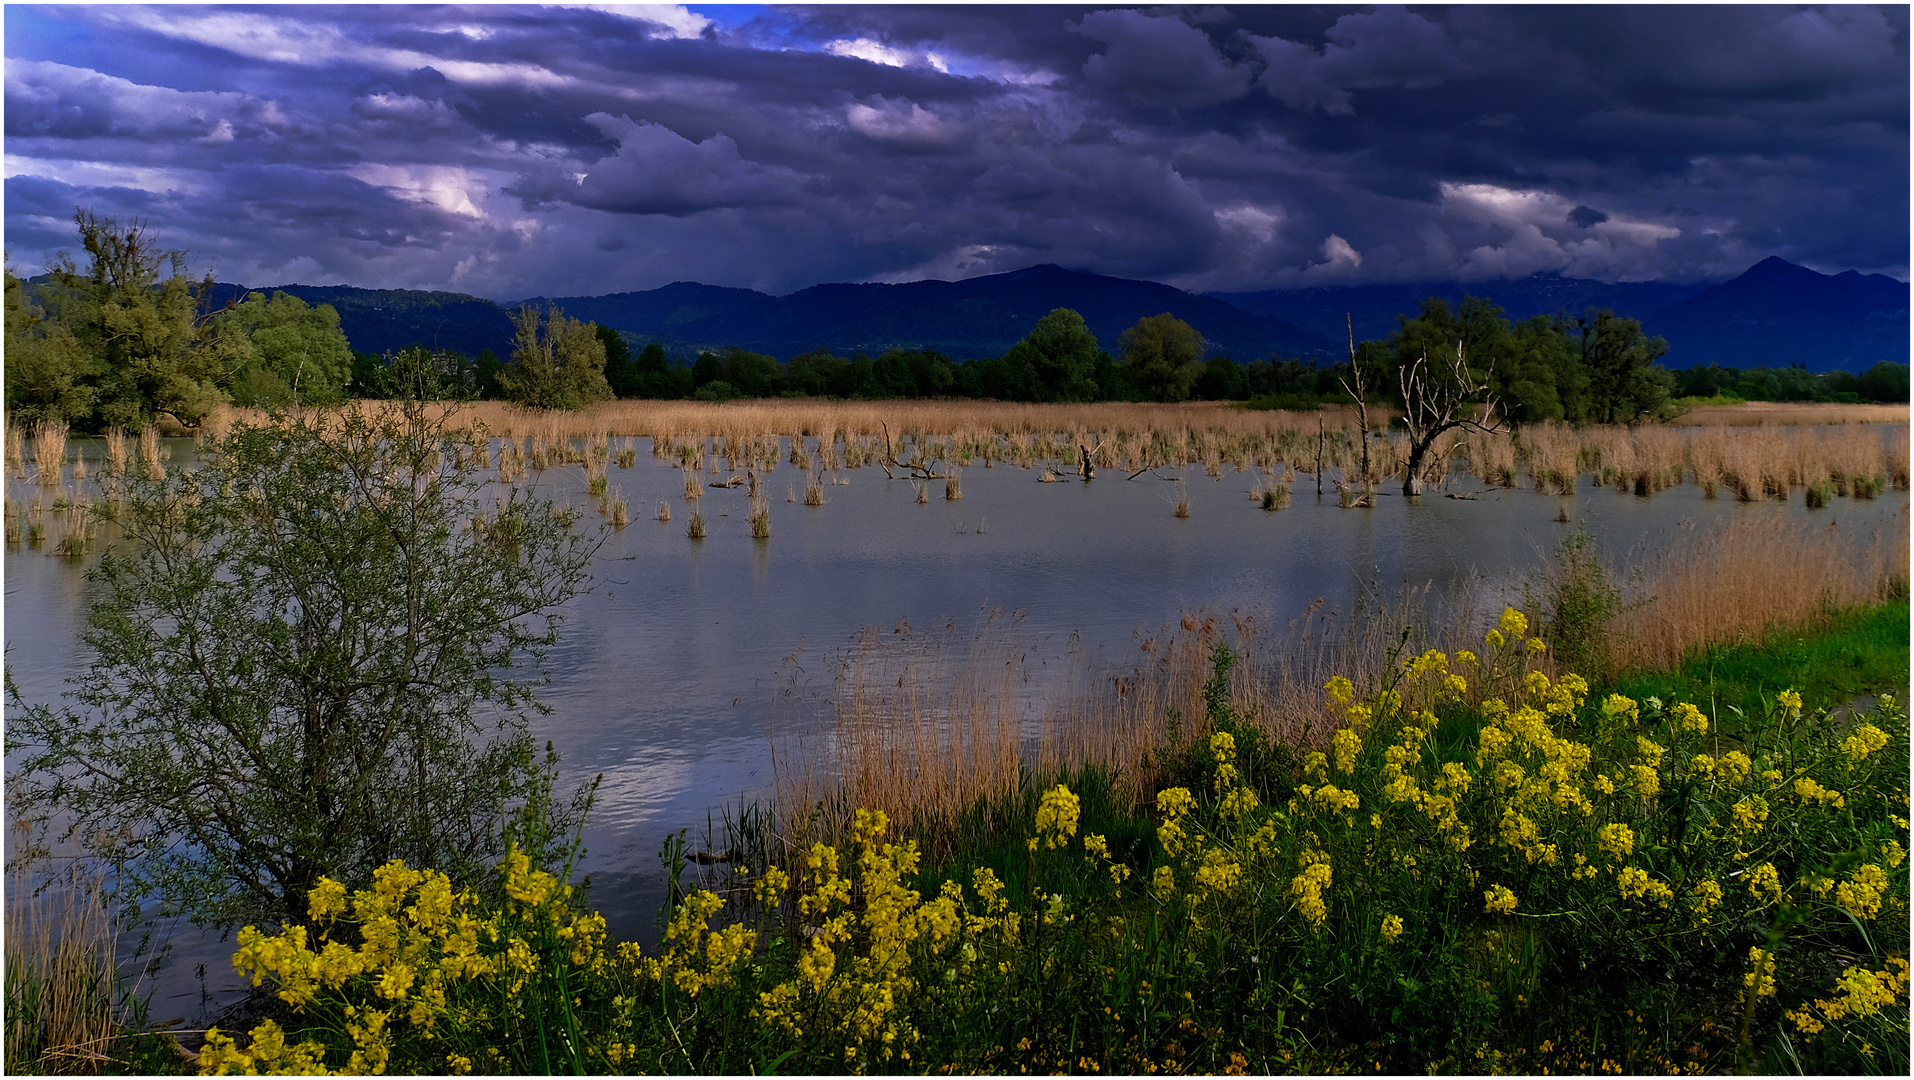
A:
[1607,598,1910,730]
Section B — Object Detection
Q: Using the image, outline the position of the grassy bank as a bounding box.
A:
[1611,599,1910,733]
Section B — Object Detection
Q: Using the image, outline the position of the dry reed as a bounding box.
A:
[31,420,67,487]
[137,427,164,480]
[5,833,132,1072]
[1608,509,1909,674]
[687,509,706,539]
[657,500,671,522]
[6,423,25,479]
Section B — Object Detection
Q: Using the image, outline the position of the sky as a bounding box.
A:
[4,4,1908,301]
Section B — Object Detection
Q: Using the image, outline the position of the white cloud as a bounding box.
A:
[1213,204,1283,244]
[826,38,949,73]
[564,5,713,40]
[845,99,964,148]
[347,163,490,219]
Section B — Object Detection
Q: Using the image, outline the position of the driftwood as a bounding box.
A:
[879,421,949,480]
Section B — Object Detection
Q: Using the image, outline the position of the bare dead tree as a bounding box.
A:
[1336,313,1373,484]
[1397,342,1504,496]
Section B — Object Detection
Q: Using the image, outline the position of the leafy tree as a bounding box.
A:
[1577,309,1673,425]
[4,258,97,424]
[220,291,353,407]
[1193,356,1246,400]
[5,367,602,930]
[6,209,246,429]
[500,305,613,409]
[1003,308,1100,402]
[1857,361,1910,403]
[598,324,638,398]
[1119,312,1205,402]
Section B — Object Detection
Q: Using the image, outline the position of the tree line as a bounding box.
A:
[8,209,1907,431]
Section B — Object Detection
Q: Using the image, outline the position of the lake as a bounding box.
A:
[3,430,1906,1020]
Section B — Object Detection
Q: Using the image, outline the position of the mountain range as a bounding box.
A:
[211,257,1907,374]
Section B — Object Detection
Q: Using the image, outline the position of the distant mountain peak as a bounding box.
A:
[1736,256,1821,283]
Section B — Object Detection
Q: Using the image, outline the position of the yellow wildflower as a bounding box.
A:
[1483,884,1518,915]
[1380,914,1404,943]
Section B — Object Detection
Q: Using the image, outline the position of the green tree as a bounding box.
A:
[220,291,354,407]
[4,258,97,424]
[1003,308,1100,402]
[6,209,246,429]
[1577,309,1673,425]
[599,325,638,398]
[5,372,602,930]
[1119,313,1205,402]
[500,306,613,409]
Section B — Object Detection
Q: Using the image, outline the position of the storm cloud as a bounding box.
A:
[4,4,1905,299]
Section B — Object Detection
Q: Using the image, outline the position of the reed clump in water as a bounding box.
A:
[749,493,771,538]
[6,423,26,479]
[657,500,671,522]
[1173,481,1190,518]
[804,470,825,506]
[32,420,68,487]
[609,490,629,528]
[687,509,706,539]
[944,469,962,501]
[137,426,164,480]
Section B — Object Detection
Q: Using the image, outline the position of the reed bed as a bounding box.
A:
[1609,509,1909,675]
[1666,401,1909,426]
[6,423,25,479]
[136,426,164,480]
[4,838,134,1073]
[772,586,1486,858]
[770,492,1908,861]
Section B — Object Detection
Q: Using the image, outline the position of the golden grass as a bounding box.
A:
[200,398,1908,508]
[32,420,67,487]
[1609,508,1909,674]
[1668,401,1910,426]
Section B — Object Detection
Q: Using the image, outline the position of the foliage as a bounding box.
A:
[1002,308,1101,402]
[1675,361,1910,405]
[5,385,603,931]
[499,305,613,410]
[1524,527,1633,678]
[220,292,354,408]
[195,612,1909,1075]
[5,210,249,430]
[1576,309,1675,425]
[1119,312,1206,402]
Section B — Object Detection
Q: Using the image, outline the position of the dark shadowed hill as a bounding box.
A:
[201,282,516,359]
[1644,257,1910,372]
[523,265,1335,361]
[1212,277,1712,347]
[203,258,1905,373]
[1215,259,1907,371]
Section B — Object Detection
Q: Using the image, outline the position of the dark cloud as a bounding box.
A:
[1567,205,1609,229]
[4,4,1905,298]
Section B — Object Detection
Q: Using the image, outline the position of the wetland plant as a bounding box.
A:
[945,469,962,501]
[32,420,67,487]
[657,500,671,522]
[749,494,771,538]
[804,470,825,506]
[1261,484,1290,511]
[683,467,702,501]
[609,492,629,528]
[687,509,706,539]
[1174,480,1190,518]
[914,481,929,504]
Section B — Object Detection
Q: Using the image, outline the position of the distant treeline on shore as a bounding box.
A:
[6,209,1908,434]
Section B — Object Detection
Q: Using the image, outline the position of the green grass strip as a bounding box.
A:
[1604,598,1910,722]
